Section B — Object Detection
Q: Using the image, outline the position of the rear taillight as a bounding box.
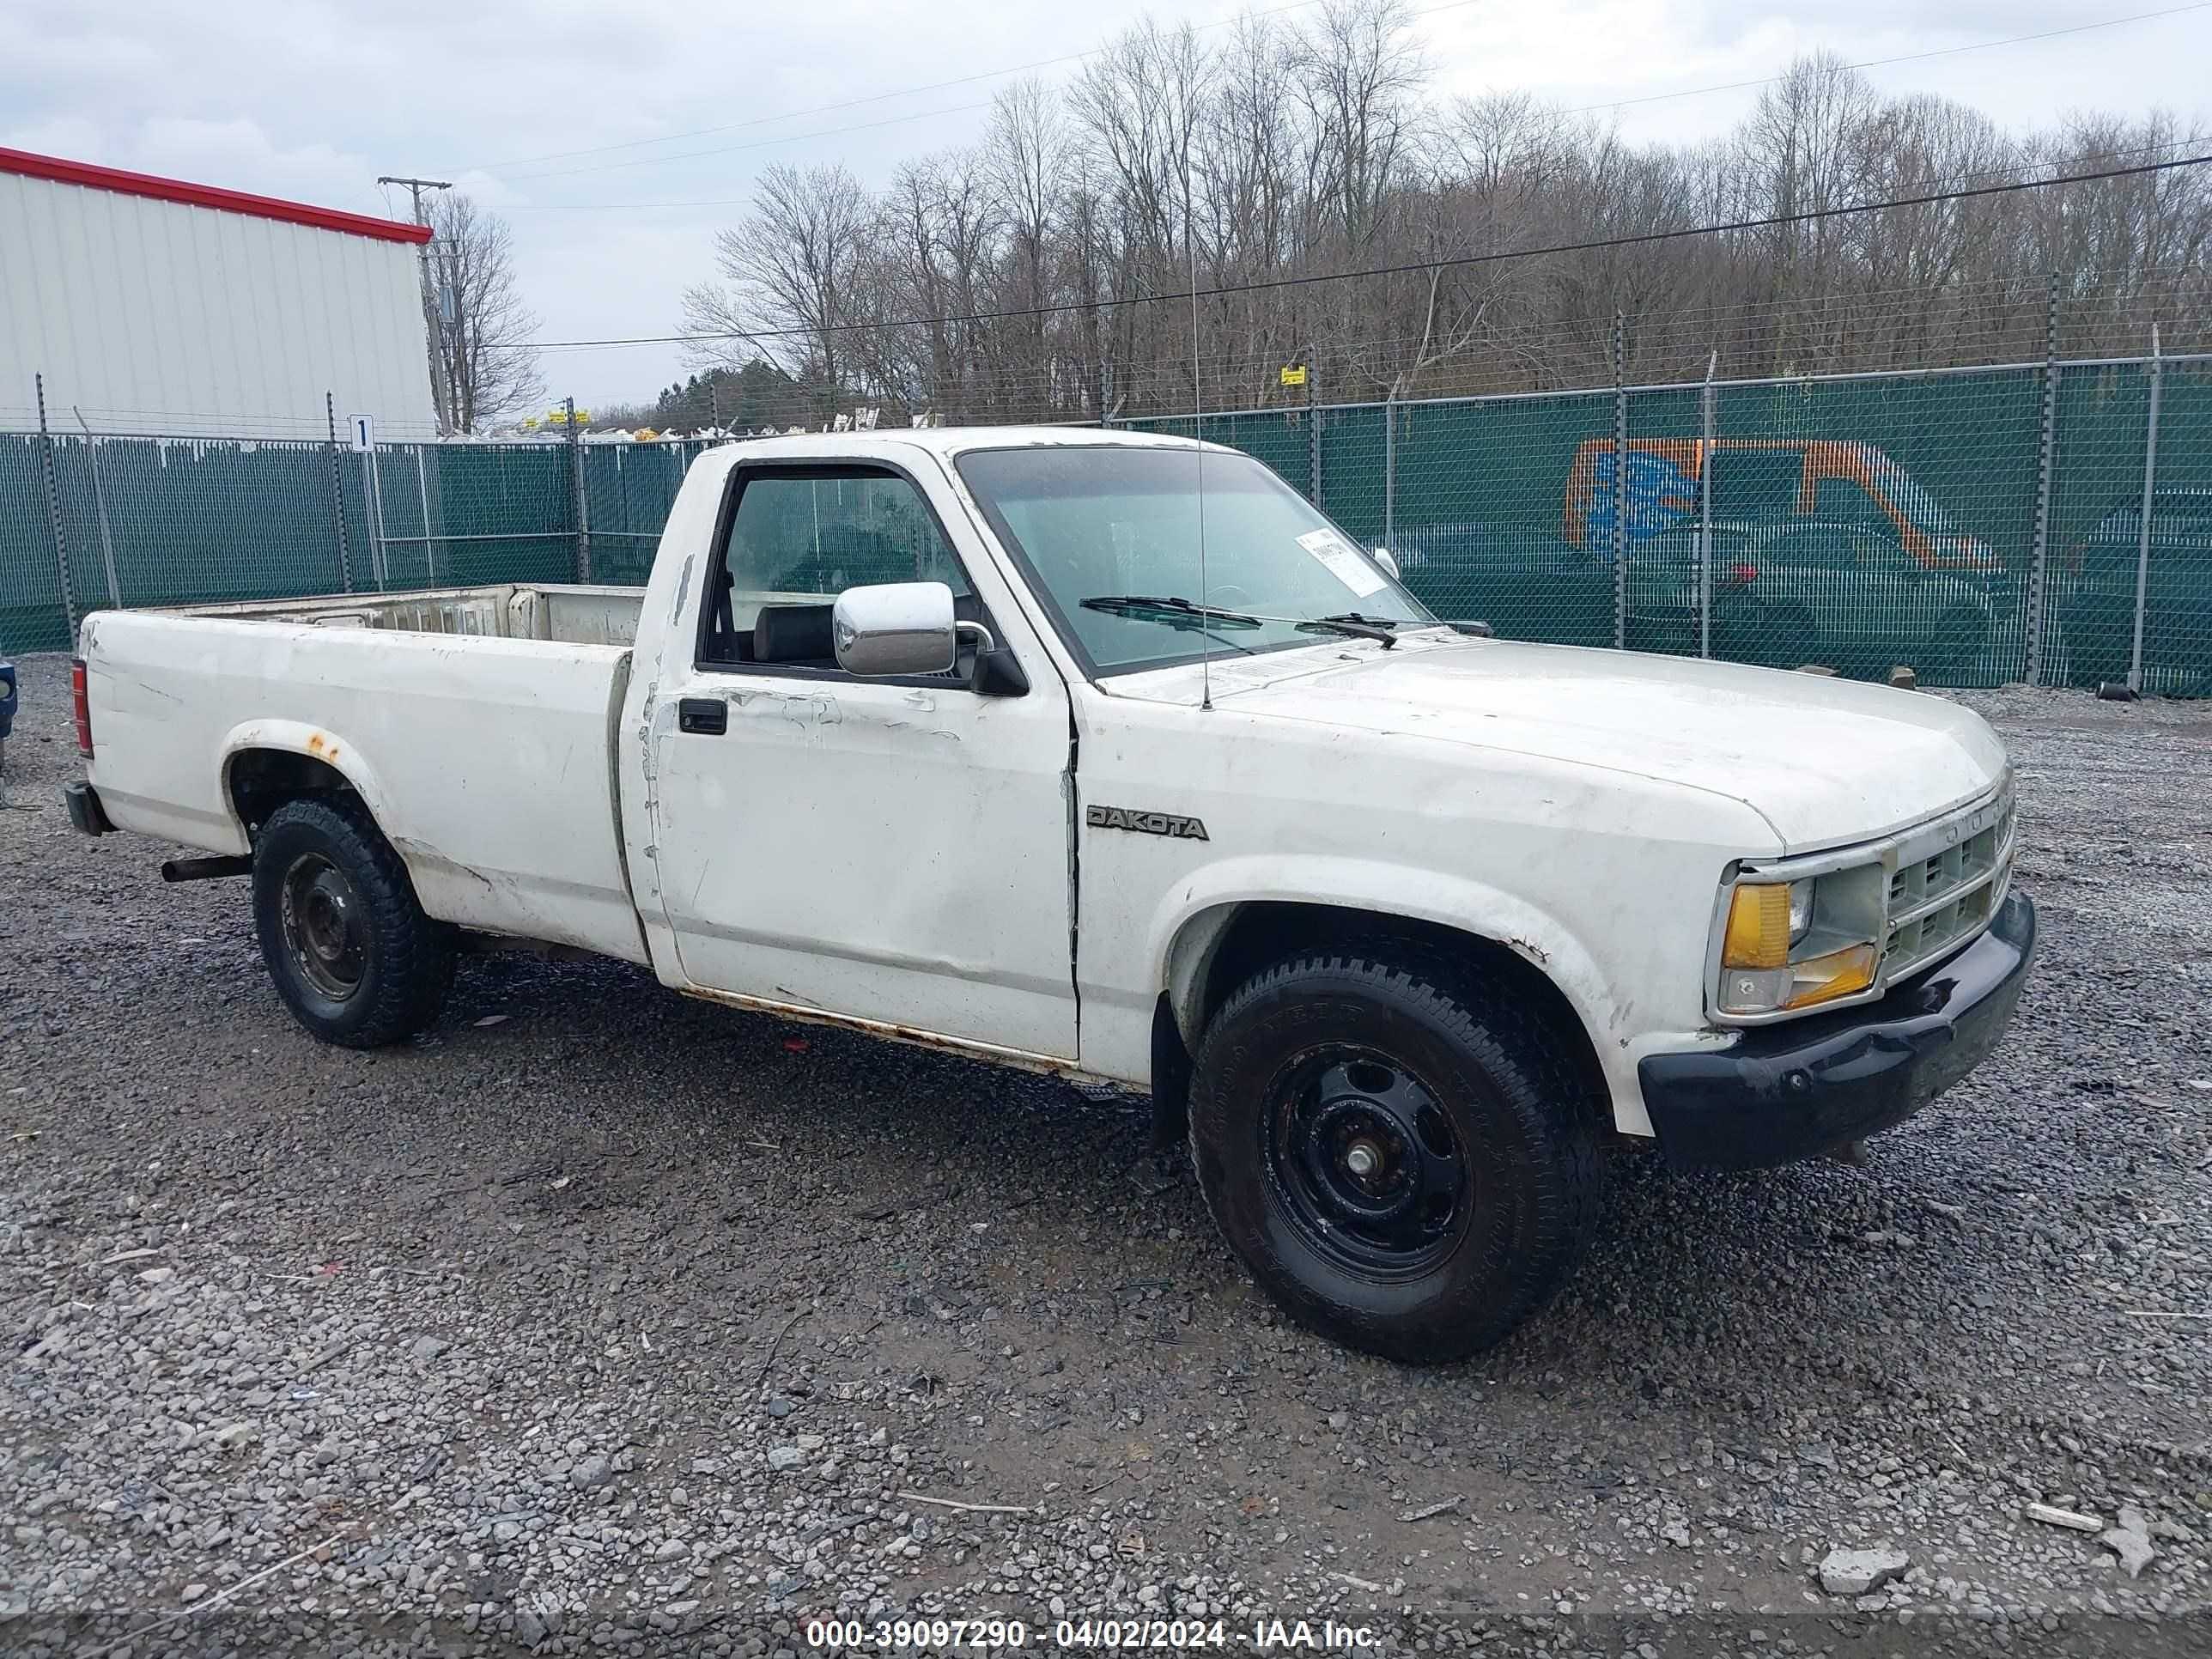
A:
[1726,563,1759,585]
[71,658,94,757]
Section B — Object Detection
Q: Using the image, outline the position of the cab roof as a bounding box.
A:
[710,426,1235,462]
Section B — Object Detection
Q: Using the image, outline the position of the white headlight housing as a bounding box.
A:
[1716,863,1885,1017]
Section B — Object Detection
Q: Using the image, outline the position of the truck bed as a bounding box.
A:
[162,582,646,647]
[80,590,650,965]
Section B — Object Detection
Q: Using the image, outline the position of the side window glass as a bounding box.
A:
[1707,451,1803,521]
[1774,527,1851,571]
[704,471,971,667]
[2154,506,2212,541]
[1850,531,1899,570]
[1815,476,1896,531]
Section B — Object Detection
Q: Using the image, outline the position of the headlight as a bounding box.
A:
[1787,878,1814,943]
[1717,866,1883,1016]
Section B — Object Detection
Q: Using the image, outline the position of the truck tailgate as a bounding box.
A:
[82,611,647,964]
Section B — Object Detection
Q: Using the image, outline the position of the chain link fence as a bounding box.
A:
[0,413,714,653]
[1142,348,2212,694]
[5,352,2209,694]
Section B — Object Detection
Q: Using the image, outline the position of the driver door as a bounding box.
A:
[643,459,1079,1060]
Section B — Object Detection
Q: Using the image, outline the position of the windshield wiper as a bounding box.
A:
[1081,595,1402,651]
[1304,612,1401,647]
[1080,595,1265,629]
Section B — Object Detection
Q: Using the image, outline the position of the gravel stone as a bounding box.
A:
[1819,1545,1911,1595]
[3,657,2207,1655]
[568,1453,613,1489]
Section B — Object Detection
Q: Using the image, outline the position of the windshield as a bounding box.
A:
[956,446,1431,673]
[1868,459,1958,537]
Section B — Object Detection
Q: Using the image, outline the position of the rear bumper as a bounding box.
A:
[1638,890,2036,1170]
[65,780,115,836]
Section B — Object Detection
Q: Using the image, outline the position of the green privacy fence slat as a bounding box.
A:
[582,441,713,586]
[7,366,2208,693]
[1387,390,1620,649]
[0,435,582,648]
[1128,358,2205,692]
[0,435,70,653]
[2038,362,2212,693]
[2144,368,2212,692]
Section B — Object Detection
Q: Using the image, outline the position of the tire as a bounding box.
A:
[251,797,454,1048]
[1188,946,1603,1364]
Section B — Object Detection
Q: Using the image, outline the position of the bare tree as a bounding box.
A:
[424,195,543,431]
[1291,0,1428,251]
[682,163,873,420]
[676,23,2212,422]
[986,79,1068,398]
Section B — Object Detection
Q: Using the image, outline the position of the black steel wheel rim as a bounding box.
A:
[1262,1048,1471,1282]
[280,853,367,1002]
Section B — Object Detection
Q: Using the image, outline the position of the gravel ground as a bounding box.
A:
[1,650,2208,1658]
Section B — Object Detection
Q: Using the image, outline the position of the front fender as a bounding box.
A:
[1153,853,1614,1042]
[1146,854,1703,1140]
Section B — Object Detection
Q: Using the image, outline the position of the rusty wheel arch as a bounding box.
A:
[227,748,360,842]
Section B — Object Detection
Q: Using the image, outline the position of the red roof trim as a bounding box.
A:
[0,147,433,245]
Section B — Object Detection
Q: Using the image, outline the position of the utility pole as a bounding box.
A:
[380,173,455,436]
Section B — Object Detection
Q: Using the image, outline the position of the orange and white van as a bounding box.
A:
[1564,439,2002,574]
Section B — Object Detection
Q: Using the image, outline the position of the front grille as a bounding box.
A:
[1883,799,2014,980]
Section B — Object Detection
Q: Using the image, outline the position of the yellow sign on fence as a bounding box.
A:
[1279,364,1308,387]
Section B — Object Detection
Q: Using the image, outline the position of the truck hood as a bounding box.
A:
[1114,635,2008,854]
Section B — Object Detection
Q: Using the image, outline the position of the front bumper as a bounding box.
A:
[1639,890,2036,1170]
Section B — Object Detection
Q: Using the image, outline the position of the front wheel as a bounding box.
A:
[252,797,453,1048]
[1189,947,1603,1363]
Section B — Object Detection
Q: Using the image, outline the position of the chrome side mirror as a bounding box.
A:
[1371,546,1401,580]
[832,581,957,677]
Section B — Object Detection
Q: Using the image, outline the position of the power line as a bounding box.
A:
[1559,2,2212,116]
[507,131,2200,217]
[493,152,2212,350]
[499,100,997,185]
[476,0,1482,181]
[495,3,2206,210]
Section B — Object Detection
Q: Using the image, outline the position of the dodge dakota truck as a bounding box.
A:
[64,428,2035,1363]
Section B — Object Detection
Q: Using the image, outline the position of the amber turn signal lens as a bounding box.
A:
[1780,943,1877,1009]
[1722,883,1792,969]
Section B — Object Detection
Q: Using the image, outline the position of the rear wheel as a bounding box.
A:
[252,798,453,1048]
[1189,946,1603,1363]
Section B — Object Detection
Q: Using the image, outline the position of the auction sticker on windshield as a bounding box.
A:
[1296,529,1388,599]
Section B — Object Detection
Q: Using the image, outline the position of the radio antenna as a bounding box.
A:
[1188,158,1211,712]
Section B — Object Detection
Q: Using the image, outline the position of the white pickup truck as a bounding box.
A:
[65,428,2034,1362]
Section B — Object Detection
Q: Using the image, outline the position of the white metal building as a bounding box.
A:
[0,147,437,438]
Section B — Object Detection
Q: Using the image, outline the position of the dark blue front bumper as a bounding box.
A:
[1638,890,2037,1170]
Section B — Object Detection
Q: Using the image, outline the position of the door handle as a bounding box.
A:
[678,698,727,735]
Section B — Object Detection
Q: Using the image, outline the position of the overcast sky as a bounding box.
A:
[3,0,2207,413]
